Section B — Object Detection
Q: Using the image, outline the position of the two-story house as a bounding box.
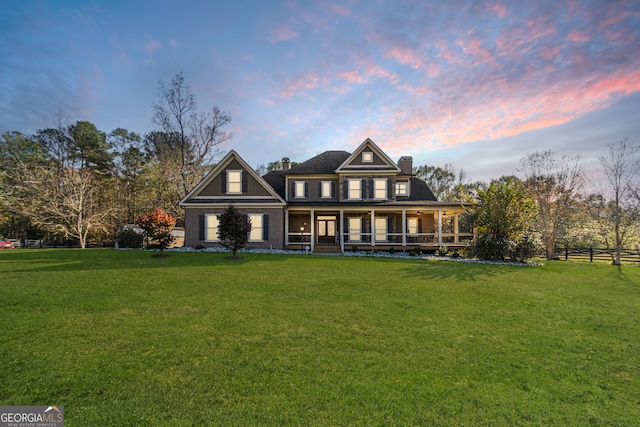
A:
[180,138,472,253]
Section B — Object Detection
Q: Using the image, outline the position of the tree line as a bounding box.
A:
[1,72,638,264]
[416,140,640,265]
[0,73,232,248]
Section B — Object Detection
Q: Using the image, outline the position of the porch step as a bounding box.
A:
[313,244,342,254]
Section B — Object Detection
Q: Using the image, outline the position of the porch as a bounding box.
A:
[284,207,474,253]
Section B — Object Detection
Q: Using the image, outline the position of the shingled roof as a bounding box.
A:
[261,170,286,199]
[282,150,351,175]
[407,178,437,201]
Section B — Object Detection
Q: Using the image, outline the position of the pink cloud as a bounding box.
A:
[483,2,509,18]
[269,25,300,43]
[279,72,321,98]
[145,37,161,54]
[331,3,351,16]
[567,30,590,42]
[540,45,561,59]
[384,45,423,69]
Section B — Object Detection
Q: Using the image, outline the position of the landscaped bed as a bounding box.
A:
[1,249,638,425]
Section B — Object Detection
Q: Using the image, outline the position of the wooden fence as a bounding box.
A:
[554,247,640,263]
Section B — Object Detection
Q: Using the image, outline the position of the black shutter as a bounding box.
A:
[388,217,393,233]
[199,215,205,241]
[242,171,248,194]
[361,179,366,199]
[362,217,367,242]
[263,214,269,241]
[418,218,423,233]
[221,171,227,193]
[318,182,322,197]
[369,179,374,199]
[343,180,348,199]
[304,182,308,198]
[331,182,336,198]
[387,179,392,200]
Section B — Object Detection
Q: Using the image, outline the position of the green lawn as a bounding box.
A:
[1,249,638,426]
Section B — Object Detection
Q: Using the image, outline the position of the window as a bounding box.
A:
[227,170,242,194]
[348,179,361,200]
[407,218,418,234]
[362,151,373,163]
[374,178,387,200]
[321,181,332,198]
[348,217,361,242]
[248,214,263,242]
[396,182,408,196]
[205,214,219,241]
[295,181,306,198]
[375,217,387,242]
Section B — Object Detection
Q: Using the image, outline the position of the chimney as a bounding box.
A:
[398,156,413,174]
[282,157,290,171]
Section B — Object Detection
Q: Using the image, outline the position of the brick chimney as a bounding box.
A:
[282,157,291,170]
[398,156,413,174]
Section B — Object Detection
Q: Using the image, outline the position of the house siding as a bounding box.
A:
[184,207,284,249]
[199,159,273,197]
[287,178,339,202]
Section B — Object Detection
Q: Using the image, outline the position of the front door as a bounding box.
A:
[317,216,336,244]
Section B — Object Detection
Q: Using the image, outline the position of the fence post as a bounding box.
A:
[589,247,593,263]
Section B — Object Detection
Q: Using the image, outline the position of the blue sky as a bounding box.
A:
[1,0,639,181]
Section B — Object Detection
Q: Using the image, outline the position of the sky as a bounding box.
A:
[1,0,639,182]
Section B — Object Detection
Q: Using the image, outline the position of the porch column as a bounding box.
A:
[371,210,375,247]
[437,209,443,246]
[310,209,315,252]
[402,209,407,247]
[454,214,459,244]
[284,210,289,245]
[339,210,345,253]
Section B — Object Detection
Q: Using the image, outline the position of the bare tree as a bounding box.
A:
[595,138,640,265]
[18,164,113,248]
[518,151,583,260]
[152,72,232,199]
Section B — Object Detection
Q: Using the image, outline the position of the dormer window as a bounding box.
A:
[362,151,373,163]
[396,182,409,196]
[227,170,242,194]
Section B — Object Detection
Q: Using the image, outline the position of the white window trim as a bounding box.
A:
[374,178,387,200]
[362,152,373,163]
[396,181,409,197]
[205,214,219,242]
[348,217,361,242]
[227,170,242,194]
[348,179,361,200]
[295,181,306,198]
[321,181,332,198]
[375,217,388,242]
[248,213,264,242]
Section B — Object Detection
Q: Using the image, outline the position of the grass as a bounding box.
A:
[0,249,639,426]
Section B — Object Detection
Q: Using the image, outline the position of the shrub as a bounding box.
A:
[414,246,422,256]
[218,205,251,258]
[138,208,176,256]
[351,245,359,253]
[408,250,417,257]
[468,233,540,262]
[115,229,144,249]
[389,247,395,254]
[510,233,540,263]
[436,246,448,257]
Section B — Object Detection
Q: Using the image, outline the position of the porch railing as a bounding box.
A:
[287,231,475,246]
